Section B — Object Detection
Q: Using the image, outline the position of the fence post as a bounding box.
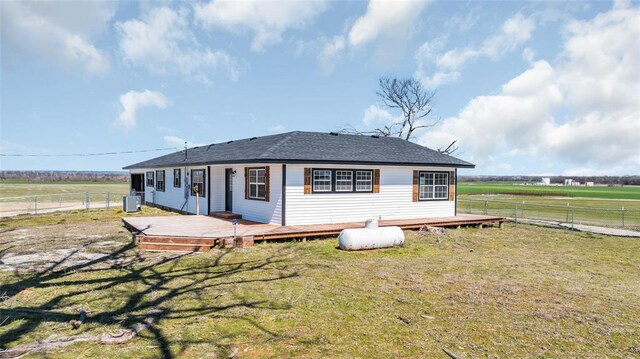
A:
[468,200,471,214]
[85,192,89,210]
[106,192,110,209]
[34,196,38,214]
[515,203,518,226]
[571,207,575,231]
[59,197,62,208]
[622,207,625,228]
[484,200,488,215]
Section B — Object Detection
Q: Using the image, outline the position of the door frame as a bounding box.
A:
[225,168,233,212]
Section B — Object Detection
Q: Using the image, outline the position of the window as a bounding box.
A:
[248,168,266,200]
[335,171,353,192]
[312,169,374,193]
[313,169,332,192]
[155,170,165,192]
[356,171,373,192]
[191,169,205,197]
[146,171,154,187]
[419,172,448,200]
[173,169,181,188]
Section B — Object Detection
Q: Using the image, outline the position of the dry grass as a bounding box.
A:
[0,210,638,358]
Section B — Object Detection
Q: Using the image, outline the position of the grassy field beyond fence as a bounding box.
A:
[458,181,640,200]
[0,181,130,215]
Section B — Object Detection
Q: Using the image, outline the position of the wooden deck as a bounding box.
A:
[123,214,506,252]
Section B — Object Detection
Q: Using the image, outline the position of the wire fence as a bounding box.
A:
[0,192,130,216]
[459,199,640,231]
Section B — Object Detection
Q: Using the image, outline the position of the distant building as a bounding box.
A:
[586,182,594,187]
[541,177,550,185]
[564,179,573,186]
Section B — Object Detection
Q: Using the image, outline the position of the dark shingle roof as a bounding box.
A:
[123,131,474,169]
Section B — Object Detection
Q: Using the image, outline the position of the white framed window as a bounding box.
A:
[419,172,448,200]
[173,168,181,188]
[146,171,154,187]
[191,169,205,197]
[155,170,165,192]
[356,171,373,192]
[335,170,353,192]
[248,168,266,200]
[311,169,374,193]
[313,169,332,192]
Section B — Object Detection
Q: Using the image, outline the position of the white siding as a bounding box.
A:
[284,164,455,225]
[132,164,281,222]
[230,164,282,224]
[137,166,209,215]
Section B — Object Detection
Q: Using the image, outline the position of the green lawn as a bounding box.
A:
[1,209,638,358]
[458,181,640,200]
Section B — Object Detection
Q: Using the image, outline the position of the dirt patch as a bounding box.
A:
[0,244,119,271]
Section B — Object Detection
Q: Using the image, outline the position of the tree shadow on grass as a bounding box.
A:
[0,238,301,358]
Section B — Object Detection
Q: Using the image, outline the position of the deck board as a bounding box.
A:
[123,214,506,241]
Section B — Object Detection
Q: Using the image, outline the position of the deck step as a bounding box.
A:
[211,211,242,219]
[138,236,217,245]
[138,242,212,252]
[137,235,217,252]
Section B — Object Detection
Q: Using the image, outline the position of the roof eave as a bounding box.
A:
[124,158,475,170]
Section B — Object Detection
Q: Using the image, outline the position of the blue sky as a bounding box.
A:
[1,0,638,176]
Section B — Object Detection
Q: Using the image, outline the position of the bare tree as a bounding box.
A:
[341,77,459,154]
[375,77,437,140]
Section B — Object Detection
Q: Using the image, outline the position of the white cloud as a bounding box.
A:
[436,48,479,70]
[348,0,429,47]
[269,124,286,133]
[117,6,237,84]
[317,36,346,74]
[117,90,169,129]
[300,0,429,74]
[416,12,535,88]
[362,105,403,127]
[1,1,113,74]
[444,8,481,32]
[163,135,203,148]
[522,47,536,62]
[419,2,640,174]
[194,0,327,52]
[480,13,535,58]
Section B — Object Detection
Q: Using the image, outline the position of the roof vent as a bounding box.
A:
[207,143,215,150]
[371,135,380,139]
[249,137,257,141]
[227,140,234,144]
[329,132,339,136]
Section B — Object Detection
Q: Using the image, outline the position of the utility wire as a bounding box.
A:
[0,147,179,157]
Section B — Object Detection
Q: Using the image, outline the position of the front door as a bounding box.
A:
[225,168,233,212]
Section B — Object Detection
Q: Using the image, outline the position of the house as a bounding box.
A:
[123,131,474,226]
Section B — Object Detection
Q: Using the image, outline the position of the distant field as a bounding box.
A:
[0,181,129,199]
[0,182,131,213]
[458,181,640,200]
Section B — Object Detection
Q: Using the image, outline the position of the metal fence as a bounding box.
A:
[459,199,640,231]
[0,192,130,216]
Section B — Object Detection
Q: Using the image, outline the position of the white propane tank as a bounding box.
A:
[338,221,404,251]
[364,218,379,229]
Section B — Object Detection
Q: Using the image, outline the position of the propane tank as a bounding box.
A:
[338,221,404,251]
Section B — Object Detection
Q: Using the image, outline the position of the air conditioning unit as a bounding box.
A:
[123,195,141,213]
